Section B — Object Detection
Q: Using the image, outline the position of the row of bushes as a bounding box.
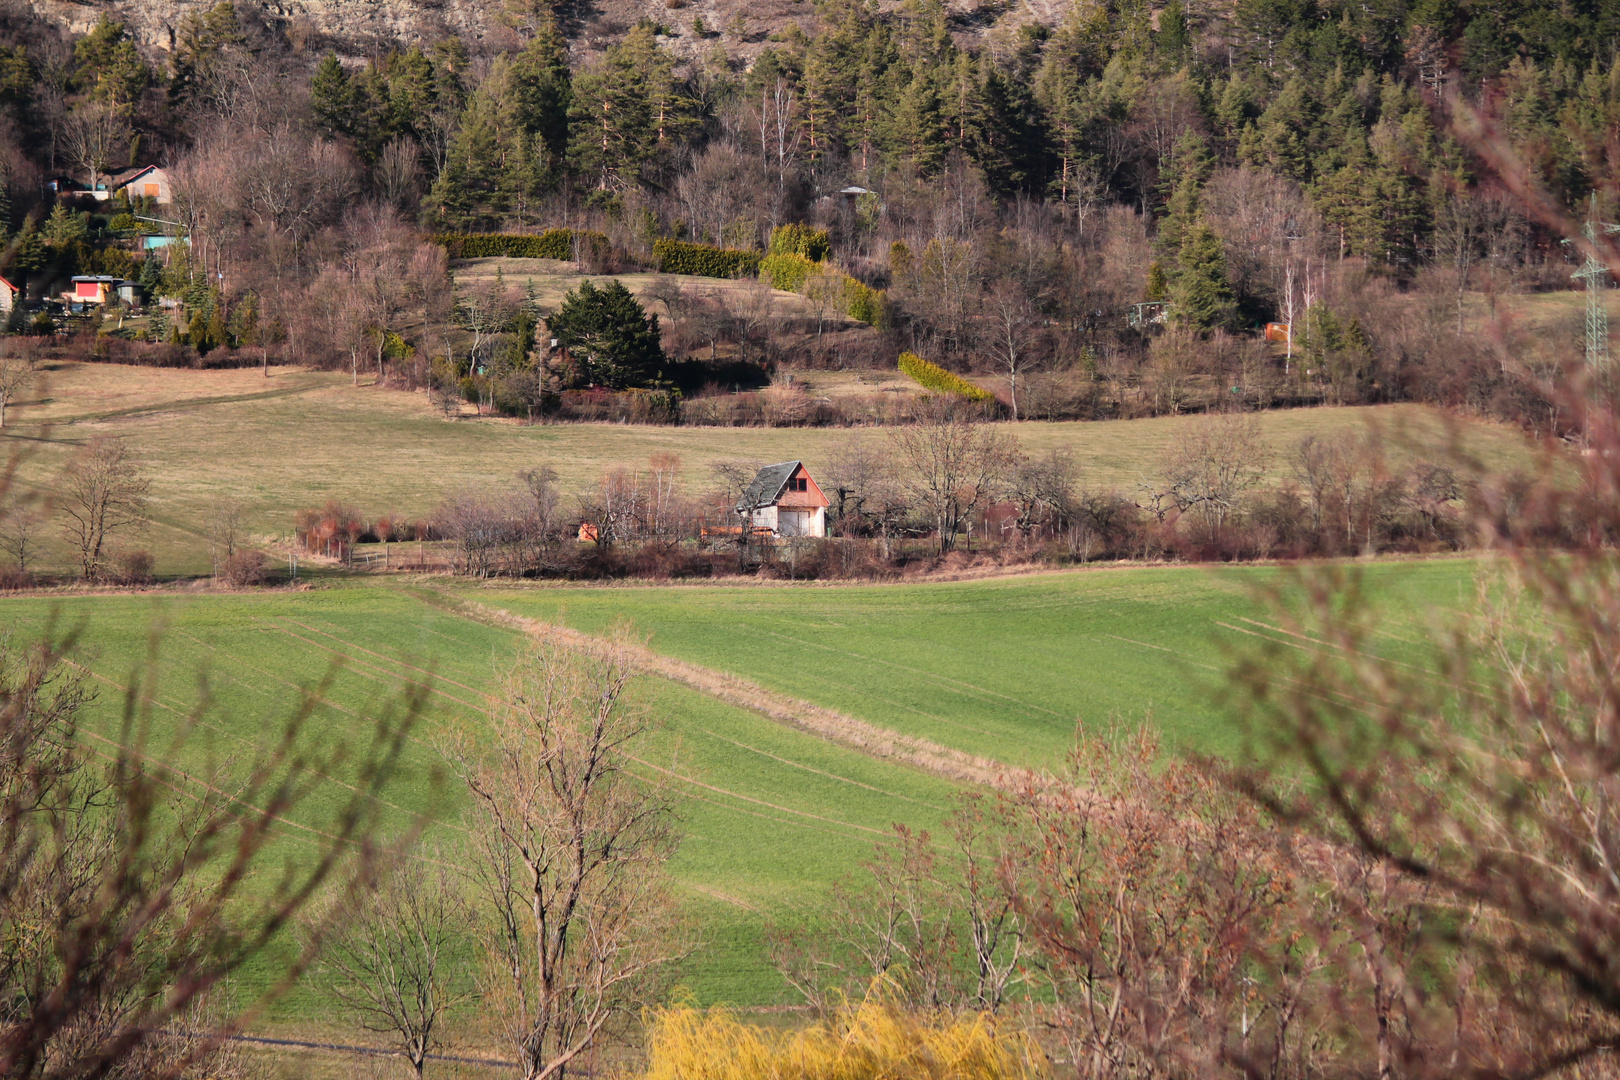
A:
[432,229,611,261]
[767,223,831,260]
[898,352,996,402]
[758,254,887,327]
[653,239,762,278]
[554,387,683,424]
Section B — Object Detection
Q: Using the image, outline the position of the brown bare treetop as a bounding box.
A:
[57,437,150,583]
[451,636,683,1080]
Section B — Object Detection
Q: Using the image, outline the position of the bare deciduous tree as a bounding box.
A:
[985,281,1041,421]
[890,415,1019,553]
[0,629,425,1080]
[58,438,150,583]
[312,860,475,1080]
[0,350,34,429]
[1158,412,1268,534]
[61,100,126,196]
[452,638,682,1080]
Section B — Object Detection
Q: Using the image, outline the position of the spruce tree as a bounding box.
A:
[310,53,355,139]
[1170,219,1238,331]
[546,279,666,389]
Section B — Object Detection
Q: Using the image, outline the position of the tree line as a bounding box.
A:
[0,0,1603,427]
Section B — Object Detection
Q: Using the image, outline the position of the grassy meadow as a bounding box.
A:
[0,557,1484,1023]
[2,359,1537,577]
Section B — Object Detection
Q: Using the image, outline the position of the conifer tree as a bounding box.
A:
[567,27,665,191]
[310,52,355,139]
[887,63,947,175]
[1170,218,1238,331]
[546,279,665,389]
[510,19,572,176]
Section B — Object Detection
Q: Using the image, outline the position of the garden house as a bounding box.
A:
[736,461,830,538]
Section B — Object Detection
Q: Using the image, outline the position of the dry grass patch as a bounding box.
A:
[0,361,1541,577]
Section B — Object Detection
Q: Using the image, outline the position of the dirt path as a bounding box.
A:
[422,588,1016,790]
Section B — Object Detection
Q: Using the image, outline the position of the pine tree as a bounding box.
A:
[73,16,150,107]
[510,19,572,177]
[886,63,947,175]
[566,27,663,191]
[1155,0,1191,59]
[310,52,355,139]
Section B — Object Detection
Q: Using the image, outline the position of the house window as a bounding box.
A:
[144,183,159,197]
[787,477,807,492]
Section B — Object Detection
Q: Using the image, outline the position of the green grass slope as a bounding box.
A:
[0,557,1482,1013]
[473,557,1480,764]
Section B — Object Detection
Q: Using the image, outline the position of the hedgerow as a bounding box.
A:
[431,229,610,260]
[653,239,761,278]
[767,223,830,261]
[898,352,994,401]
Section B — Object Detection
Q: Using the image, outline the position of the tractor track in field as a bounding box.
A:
[417,589,1016,792]
[261,613,900,844]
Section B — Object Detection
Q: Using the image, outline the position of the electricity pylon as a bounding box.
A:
[1564,194,1620,370]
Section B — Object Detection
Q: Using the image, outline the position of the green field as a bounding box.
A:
[0,556,1484,1023]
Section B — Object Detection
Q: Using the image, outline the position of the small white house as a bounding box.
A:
[736,460,830,538]
[97,166,175,205]
[0,276,18,316]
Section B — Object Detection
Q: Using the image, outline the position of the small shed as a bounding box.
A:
[736,461,830,538]
[0,276,18,316]
[102,166,175,205]
[65,276,122,311]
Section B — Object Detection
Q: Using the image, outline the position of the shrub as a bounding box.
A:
[431,229,611,261]
[113,549,154,586]
[767,223,830,261]
[220,550,265,587]
[843,279,888,327]
[759,252,817,292]
[653,238,761,278]
[641,981,1043,1080]
[898,352,994,401]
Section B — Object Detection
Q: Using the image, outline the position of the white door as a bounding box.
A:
[779,510,810,536]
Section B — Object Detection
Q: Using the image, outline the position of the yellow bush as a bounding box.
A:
[641,982,1045,1080]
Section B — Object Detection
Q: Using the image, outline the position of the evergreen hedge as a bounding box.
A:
[898,352,994,401]
[843,279,888,328]
[767,223,831,261]
[760,252,817,292]
[653,239,761,278]
[432,229,610,260]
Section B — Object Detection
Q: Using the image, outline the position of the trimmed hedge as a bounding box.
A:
[761,252,817,292]
[653,238,761,278]
[768,223,830,261]
[432,229,610,260]
[898,352,994,401]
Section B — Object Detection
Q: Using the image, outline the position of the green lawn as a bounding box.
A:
[0,556,1484,1019]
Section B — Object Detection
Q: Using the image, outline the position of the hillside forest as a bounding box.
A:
[0,0,1612,430]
